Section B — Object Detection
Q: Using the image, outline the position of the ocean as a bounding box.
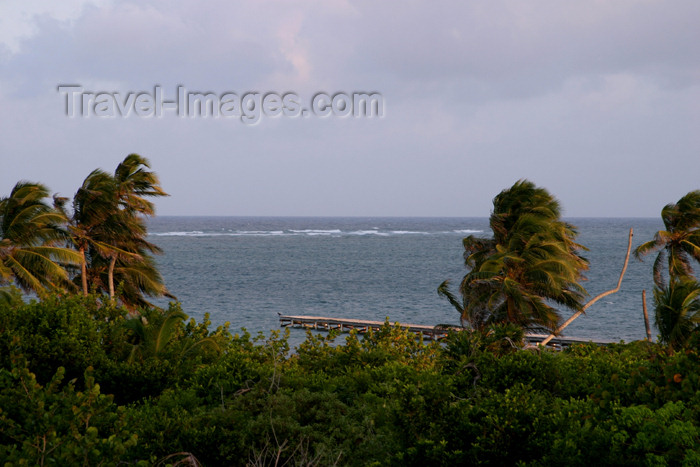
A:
[147,217,663,345]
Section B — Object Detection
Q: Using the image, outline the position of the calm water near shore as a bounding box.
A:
[147,217,662,345]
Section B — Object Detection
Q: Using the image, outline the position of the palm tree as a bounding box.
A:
[123,307,221,363]
[106,154,167,301]
[67,154,169,306]
[89,222,169,308]
[634,190,700,287]
[653,277,700,349]
[123,308,189,363]
[440,180,588,333]
[113,154,168,216]
[0,182,81,294]
[68,169,125,296]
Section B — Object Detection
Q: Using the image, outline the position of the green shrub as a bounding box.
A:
[0,294,125,385]
[3,294,700,465]
[0,356,139,465]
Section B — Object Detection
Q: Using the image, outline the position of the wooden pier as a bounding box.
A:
[279,315,617,348]
[279,315,458,340]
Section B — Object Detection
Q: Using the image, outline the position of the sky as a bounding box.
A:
[0,0,698,218]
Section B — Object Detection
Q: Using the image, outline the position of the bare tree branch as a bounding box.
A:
[540,228,633,347]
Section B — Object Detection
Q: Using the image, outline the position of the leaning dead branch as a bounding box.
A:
[540,228,634,347]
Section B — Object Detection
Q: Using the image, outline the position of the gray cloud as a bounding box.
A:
[1,0,698,217]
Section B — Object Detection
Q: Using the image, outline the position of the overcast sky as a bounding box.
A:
[1,0,698,217]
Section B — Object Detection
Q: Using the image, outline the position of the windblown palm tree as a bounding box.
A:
[88,223,170,308]
[440,180,588,333]
[67,154,170,306]
[653,277,700,349]
[0,182,81,294]
[68,169,124,295]
[106,154,168,301]
[113,154,168,216]
[634,190,700,287]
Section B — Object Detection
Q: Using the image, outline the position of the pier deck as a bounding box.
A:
[279,315,617,347]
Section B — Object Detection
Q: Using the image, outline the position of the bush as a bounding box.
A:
[0,356,138,465]
[0,294,125,385]
[2,295,700,465]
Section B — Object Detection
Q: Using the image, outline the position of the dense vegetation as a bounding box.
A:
[1,294,700,465]
[634,190,700,349]
[3,165,700,464]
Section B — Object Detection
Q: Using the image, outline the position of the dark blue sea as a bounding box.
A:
[147,217,662,344]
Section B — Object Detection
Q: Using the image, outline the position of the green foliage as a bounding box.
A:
[541,400,700,465]
[101,305,231,404]
[0,293,125,385]
[441,180,588,333]
[2,295,700,465]
[0,293,231,405]
[0,286,25,307]
[68,154,170,306]
[295,322,442,374]
[635,189,700,288]
[0,356,138,465]
[634,189,700,348]
[0,181,81,294]
[653,277,700,349]
[0,155,170,307]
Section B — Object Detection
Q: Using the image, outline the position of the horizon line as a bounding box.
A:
[152,214,660,220]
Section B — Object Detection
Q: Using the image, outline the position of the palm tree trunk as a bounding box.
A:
[108,256,116,298]
[80,246,88,296]
[642,289,652,342]
[506,296,517,323]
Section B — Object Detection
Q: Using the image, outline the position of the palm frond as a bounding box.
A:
[441,179,589,333]
[437,280,464,315]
